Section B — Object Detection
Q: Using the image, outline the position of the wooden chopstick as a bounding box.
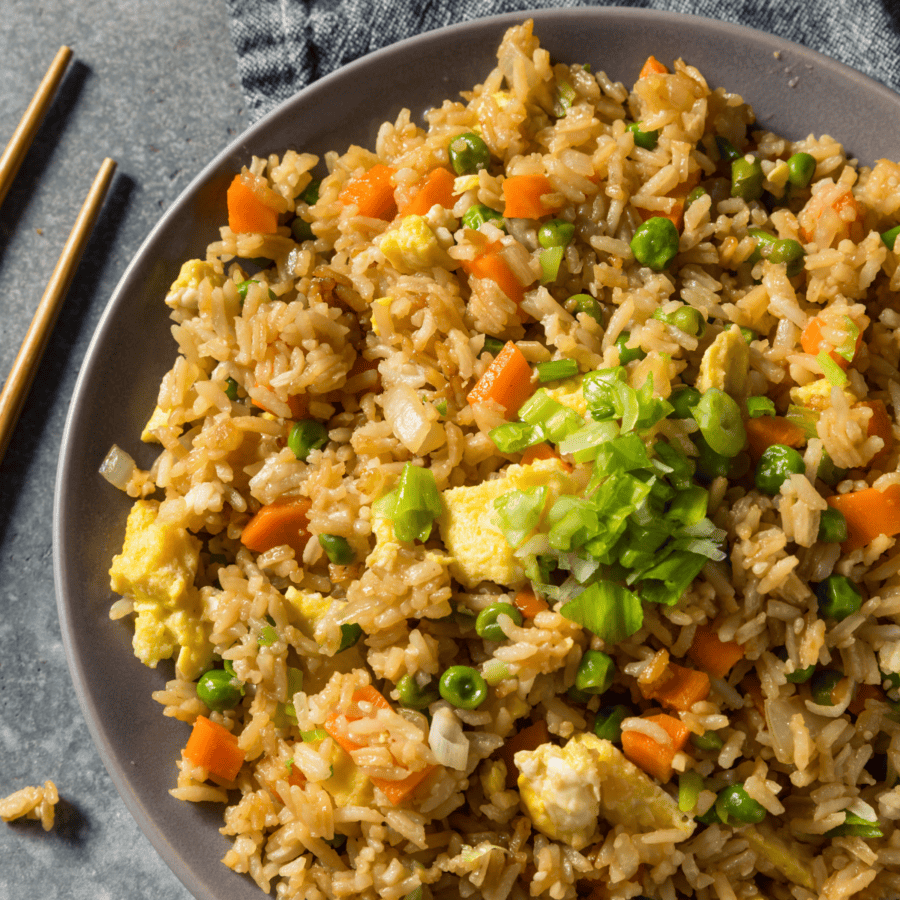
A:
[0,157,117,466]
[0,45,73,209]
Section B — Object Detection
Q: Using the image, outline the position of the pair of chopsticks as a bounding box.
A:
[0,46,116,465]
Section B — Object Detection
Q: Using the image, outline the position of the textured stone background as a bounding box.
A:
[0,2,245,897]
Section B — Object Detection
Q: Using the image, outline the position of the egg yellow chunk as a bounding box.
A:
[543,374,588,418]
[439,458,582,589]
[516,733,695,850]
[285,587,333,640]
[140,404,170,443]
[109,500,211,679]
[696,324,749,399]
[379,215,453,274]
[790,376,857,411]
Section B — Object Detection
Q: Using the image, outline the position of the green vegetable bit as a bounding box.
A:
[593,704,629,743]
[448,132,490,175]
[475,602,523,642]
[774,647,815,683]
[786,152,816,189]
[480,335,505,357]
[669,386,701,419]
[224,377,240,401]
[627,121,660,150]
[537,358,579,383]
[630,217,680,271]
[715,784,767,824]
[715,135,741,163]
[690,730,724,751]
[825,812,884,840]
[538,218,575,248]
[338,623,363,652]
[882,224,900,251]
[817,507,848,544]
[319,533,355,565]
[731,155,764,201]
[748,228,806,276]
[694,388,747,458]
[291,217,314,242]
[574,649,615,695]
[236,278,277,304]
[439,665,488,709]
[685,185,707,210]
[615,331,647,364]
[539,245,565,283]
[258,616,278,646]
[376,462,443,543]
[396,674,438,709]
[571,293,603,323]
[463,204,505,232]
[654,305,706,338]
[815,575,863,621]
[288,419,329,461]
[746,396,776,418]
[740,326,758,344]
[810,668,844,706]
[754,444,805,495]
[692,432,733,482]
[299,178,321,206]
[196,668,244,711]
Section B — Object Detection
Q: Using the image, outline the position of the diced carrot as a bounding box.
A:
[462,244,527,307]
[859,399,894,467]
[227,173,280,234]
[502,174,561,219]
[798,185,865,246]
[498,719,550,789]
[184,715,245,781]
[639,55,669,79]
[467,340,534,417]
[641,663,711,713]
[621,713,688,782]
[338,164,397,219]
[240,497,312,557]
[800,316,861,370]
[398,167,457,217]
[827,484,900,552]
[848,683,884,717]
[741,674,766,718]
[513,588,549,619]
[634,171,700,231]
[252,393,309,419]
[324,686,434,805]
[687,625,745,679]
[744,415,806,460]
[520,443,573,471]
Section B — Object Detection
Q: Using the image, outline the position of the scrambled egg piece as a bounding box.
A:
[285,587,333,640]
[439,458,582,589]
[790,377,858,411]
[544,375,588,418]
[140,404,169,443]
[163,259,223,309]
[109,500,211,679]
[379,215,454,274]
[743,825,815,891]
[322,744,375,808]
[696,325,750,399]
[516,733,695,850]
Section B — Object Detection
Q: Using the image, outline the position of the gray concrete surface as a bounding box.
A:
[0,2,247,897]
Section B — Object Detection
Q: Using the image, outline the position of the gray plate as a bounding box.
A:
[55,7,900,900]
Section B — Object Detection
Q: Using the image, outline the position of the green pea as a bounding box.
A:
[593,705,629,743]
[685,185,707,210]
[288,419,329,461]
[448,132,490,175]
[571,293,603,324]
[739,326,758,344]
[656,306,706,338]
[816,450,848,487]
[291,217,314,242]
[439,665,488,710]
[690,731,724,751]
[715,784,767,825]
[748,228,806,276]
[224,377,239,401]
[627,121,659,150]
[693,432,732,483]
[320,534,355,565]
[475,602,523,642]
[463,203,506,232]
[236,278,277,304]
[715,135,741,163]
[816,575,863,621]
[630,217,680,271]
[786,152,816,188]
[567,685,593,704]
[396,674,438,710]
[774,647,815,684]
[196,668,243,711]
[696,804,723,825]
[615,331,647,364]
[669,386,701,419]
[480,336,505,357]
[817,507,848,544]
[300,178,321,206]
[811,669,844,706]
[731,156,764,201]
[575,650,615,695]
[538,218,576,248]
[754,443,805,495]
[694,388,746,458]
[338,623,363,652]
[882,224,900,252]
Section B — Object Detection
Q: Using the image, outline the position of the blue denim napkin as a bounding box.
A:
[223,0,900,122]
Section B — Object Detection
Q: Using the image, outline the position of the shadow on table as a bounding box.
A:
[0,60,90,264]
[0,170,135,543]
[3,797,90,845]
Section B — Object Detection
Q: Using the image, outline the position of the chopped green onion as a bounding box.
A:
[489,421,542,453]
[537,358,579,383]
[435,399,448,416]
[493,486,548,549]
[287,666,304,698]
[786,404,820,439]
[338,623,363,652]
[539,245,565,283]
[835,317,860,362]
[690,731,724,751]
[678,770,704,813]
[817,351,848,386]
[557,420,620,462]
[554,79,577,116]
[377,463,443,543]
[482,658,513,685]
[258,618,278,646]
[481,336,505,357]
[824,811,883,839]
[301,728,327,743]
[560,580,643,644]
[746,396,776,418]
[518,390,583,444]
[881,224,900,251]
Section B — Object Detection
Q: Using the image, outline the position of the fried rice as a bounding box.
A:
[103,19,900,900]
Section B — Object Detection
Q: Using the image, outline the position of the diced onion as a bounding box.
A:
[99,444,136,490]
[428,707,469,770]
[382,384,445,454]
